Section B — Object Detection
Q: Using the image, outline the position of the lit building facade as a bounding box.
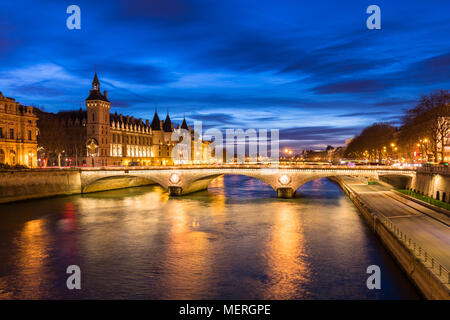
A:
[0,91,38,167]
[37,73,212,167]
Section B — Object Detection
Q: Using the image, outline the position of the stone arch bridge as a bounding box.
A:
[80,165,416,198]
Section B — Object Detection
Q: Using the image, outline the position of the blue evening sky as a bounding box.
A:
[0,0,449,151]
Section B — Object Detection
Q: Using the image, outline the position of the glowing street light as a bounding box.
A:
[278,174,291,185]
[170,173,180,184]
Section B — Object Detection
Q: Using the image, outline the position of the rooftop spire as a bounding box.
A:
[163,112,172,132]
[150,109,161,130]
[92,72,100,91]
[86,71,109,102]
[181,114,188,130]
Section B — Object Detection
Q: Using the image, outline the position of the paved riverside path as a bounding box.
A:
[339,176,450,271]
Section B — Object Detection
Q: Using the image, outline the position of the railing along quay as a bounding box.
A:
[379,213,450,285]
[350,189,449,286]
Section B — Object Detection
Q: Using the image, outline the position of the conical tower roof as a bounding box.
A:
[150,110,161,130]
[163,113,172,132]
[92,72,100,88]
[181,116,188,130]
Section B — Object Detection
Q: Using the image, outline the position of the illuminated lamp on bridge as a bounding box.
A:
[278,174,291,185]
[170,173,181,184]
[277,174,293,198]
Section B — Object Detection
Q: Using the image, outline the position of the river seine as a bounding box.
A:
[0,175,420,299]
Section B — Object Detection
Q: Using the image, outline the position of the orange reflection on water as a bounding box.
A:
[208,176,227,223]
[264,203,310,299]
[161,200,212,299]
[13,219,50,299]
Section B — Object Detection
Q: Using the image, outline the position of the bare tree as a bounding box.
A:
[399,90,450,162]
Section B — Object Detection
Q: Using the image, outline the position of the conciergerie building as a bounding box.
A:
[37,73,211,167]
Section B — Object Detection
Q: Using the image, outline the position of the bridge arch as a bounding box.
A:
[171,170,378,198]
[378,174,414,189]
[174,172,279,196]
[81,175,157,193]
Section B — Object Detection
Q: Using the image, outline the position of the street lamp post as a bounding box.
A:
[57,150,65,167]
[86,138,98,168]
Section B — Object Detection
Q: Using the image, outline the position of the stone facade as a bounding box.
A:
[0,91,38,167]
[411,167,450,203]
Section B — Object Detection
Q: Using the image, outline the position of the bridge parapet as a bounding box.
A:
[417,166,450,176]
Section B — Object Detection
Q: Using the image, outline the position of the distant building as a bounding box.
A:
[37,73,211,167]
[0,91,38,167]
[302,145,345,163]
[303,149,328,161]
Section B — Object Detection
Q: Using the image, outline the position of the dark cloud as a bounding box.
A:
[280,126,361,141]
[403,52,450,84]
[337,111,387,117]
[313,52,450,95]
[117,0,203,25]
[190,112,236,125]
[314,80,388,94]
[374,99,417,107]
[110,99,135,109]
[277,126,362,150]
[13,82,65,97]
[84,61,176,85]
[196,30,396,83]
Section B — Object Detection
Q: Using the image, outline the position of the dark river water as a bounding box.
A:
[0,175,420,299]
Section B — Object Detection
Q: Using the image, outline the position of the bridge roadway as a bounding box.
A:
[79,164,416,198]
[339,175,450,274]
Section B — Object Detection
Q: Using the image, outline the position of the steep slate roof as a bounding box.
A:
[163,113,172,132]
[181,116,188,130]
[150,110,161,130]
[110,112,151,130]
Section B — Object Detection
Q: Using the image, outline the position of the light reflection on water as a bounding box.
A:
[0,176,420,299]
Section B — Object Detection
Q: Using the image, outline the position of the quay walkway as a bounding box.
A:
[337,176,450,299]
